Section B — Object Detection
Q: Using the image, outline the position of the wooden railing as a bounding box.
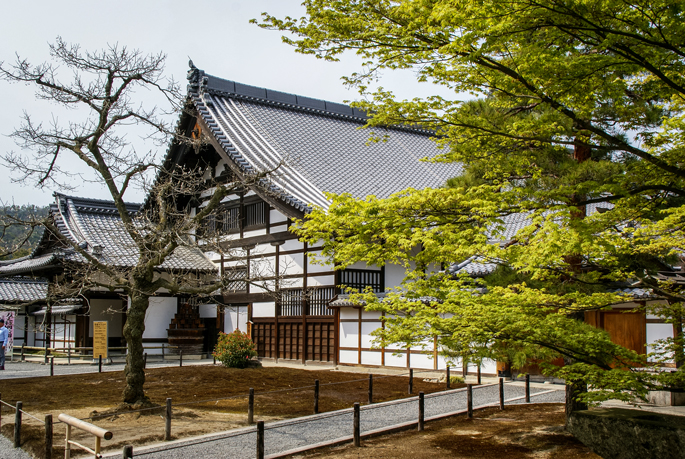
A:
[58,413,112,459]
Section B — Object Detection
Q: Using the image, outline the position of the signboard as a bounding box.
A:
[0,311,15,360]
[93,321,108,359]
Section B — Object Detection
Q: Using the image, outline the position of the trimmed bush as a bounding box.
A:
[213,330,258,368]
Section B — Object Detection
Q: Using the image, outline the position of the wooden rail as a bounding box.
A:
[58,413,112,458]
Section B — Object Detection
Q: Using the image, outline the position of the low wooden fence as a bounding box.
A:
[14,344,177,364]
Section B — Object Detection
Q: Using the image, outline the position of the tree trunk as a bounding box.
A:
[565,379,588,422]
[122,293,150,405]
[674,309,684,370]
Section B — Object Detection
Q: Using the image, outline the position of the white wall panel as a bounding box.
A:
[244,228,267,238]
[252,301,276,317]
[144,297,177,340]
[384,351,406,367]
[362,310,382,320]
[340,308,358,320]
[340,349,358,364]
[281,239,303,252]
[361,322,381,348]
[410,353,434,370]
[361,351,382,366]
[199,304,217,318]
[340,322,359,347]
[307,275,335,287]
[270,209,288,224]
[481,359,498,375]
[280,253,304,275]
[224,306,248,333]
[647,323,674,361]
[385,264,407,289]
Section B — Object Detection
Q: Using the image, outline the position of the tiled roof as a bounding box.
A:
[609,287,657,299]
[0,193,216,276]
[0,278,48,302]
[187,65,463,212]
[449,256,500,277]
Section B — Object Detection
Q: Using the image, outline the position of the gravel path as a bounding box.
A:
[108,383,565,459]
[0,359,211,380]
[0,434,33,459]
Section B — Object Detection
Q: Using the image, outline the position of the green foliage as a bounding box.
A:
[0,205,48,259]
[213,330,258,369]
[262,0,685,404]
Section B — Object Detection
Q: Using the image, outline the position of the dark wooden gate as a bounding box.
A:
[252,317,335,362]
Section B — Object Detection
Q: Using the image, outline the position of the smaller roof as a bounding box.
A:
[449,256,500,277]
[31,304,81,316]
[0,278,48,303]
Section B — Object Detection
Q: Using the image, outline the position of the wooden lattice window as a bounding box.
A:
[339,269,383,292]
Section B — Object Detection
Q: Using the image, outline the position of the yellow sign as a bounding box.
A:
[93,321,108,360]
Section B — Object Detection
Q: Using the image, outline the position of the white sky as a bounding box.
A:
[0,1,453,206]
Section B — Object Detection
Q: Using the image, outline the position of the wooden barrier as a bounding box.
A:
[165,398,172,441]
[418,392,425,431]
[58,413,112,459]
[248,389,254,424]
[314,380,319,414]
[353,403,361,447]
[256,420,265,459]
[45,414,53,459]
[368,374,373,405]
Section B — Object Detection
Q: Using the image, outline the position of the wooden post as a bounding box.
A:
[525,374,531,403]
[20,344,25,362]
[165,398,172,441]
[467,384,473,419]
[408,369,413,394]
[67,347,71,365]
[418,392,425,431]
[368,374,373,405]
[143,353,147,370]
[50,356,54,376]
[248,388,254,424]
[45,414,52,459]
[499,377,504,410]
[14,401,22,448]
[122,445,133,459]
[446,366,451,390]
[477,365,481,385]
[180,350,183,367]
[162,344,165,360]
[353,402,360,447]
[0,392,2,429]
[256,420,265,459]
[98,355,102,373]
[314,381,319,415]
[65,424,71,459]
[213,354,216,365]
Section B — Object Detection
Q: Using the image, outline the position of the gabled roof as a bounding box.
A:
[183,63,463,214]
[0,277,48,303]
[0,193,216,276]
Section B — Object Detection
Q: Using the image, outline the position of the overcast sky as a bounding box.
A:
[0,1,451,207]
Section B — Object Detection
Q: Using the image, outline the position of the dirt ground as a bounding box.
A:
[0,364,451,458]
[289,404,600,459]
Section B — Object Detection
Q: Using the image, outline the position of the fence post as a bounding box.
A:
[467,384,473,419]
[98,355,102,373]
[50,356,54,376]
[408,369,413,395]
[122,445,133,459]
[525,374,530,403]
[446,366,451,390]
[0,392,2,429]
[65,424,71,459]
[314,380,319,415]
[67,347,71,365]
[14,401,22,448]
[21,344,25,362]
[165,398,172,441]
[45,414,53,459]
[162,344,165,361]
[368,374,373,405]
[353,402,360,447]
[499,377,505,410]
[143,353,147,370]
[256,420,265,459]
[180,350,183,367]
[477,365,481,385]
[248,388,254,424]
[418,392,425,431]
[213,354,216,365]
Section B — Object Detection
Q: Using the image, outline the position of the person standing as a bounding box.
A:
[0,318,8,370]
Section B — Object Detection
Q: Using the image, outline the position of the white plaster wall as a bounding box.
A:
[143,297,177,355]
[307,250,334,273]
[270,209,288,224]
[89,299,124,338]
[252,301,276,318]
[199,304,218,318]
[361,350,382,366]
[647,323,674,361]
[385,263,408,289]
[14,314,26,346]
[481,359,498,375]
[362,310,382,320]
[307,275,335,287]
[224,306,248,333]
[340,322,359,347]
[339,349,358,364]
[244,228,267,238]
[361,322,381,348]
[252,244,276,256]
[410,353,434,370]
[280,253,304,276]
[384,351,406,367]
[340,308,358,320]
[281,239,303,252]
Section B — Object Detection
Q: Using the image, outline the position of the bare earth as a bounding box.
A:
[287,404,600,459]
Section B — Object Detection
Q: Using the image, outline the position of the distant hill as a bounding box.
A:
[1,205,49,259]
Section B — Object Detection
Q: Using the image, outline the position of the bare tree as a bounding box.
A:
[0,39,272,407]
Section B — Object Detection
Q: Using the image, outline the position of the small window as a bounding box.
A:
[244,202,267,229]
[223,207,240,232]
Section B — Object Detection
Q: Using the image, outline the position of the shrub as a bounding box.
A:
[450,375,465,385]
[213,330,258,368]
